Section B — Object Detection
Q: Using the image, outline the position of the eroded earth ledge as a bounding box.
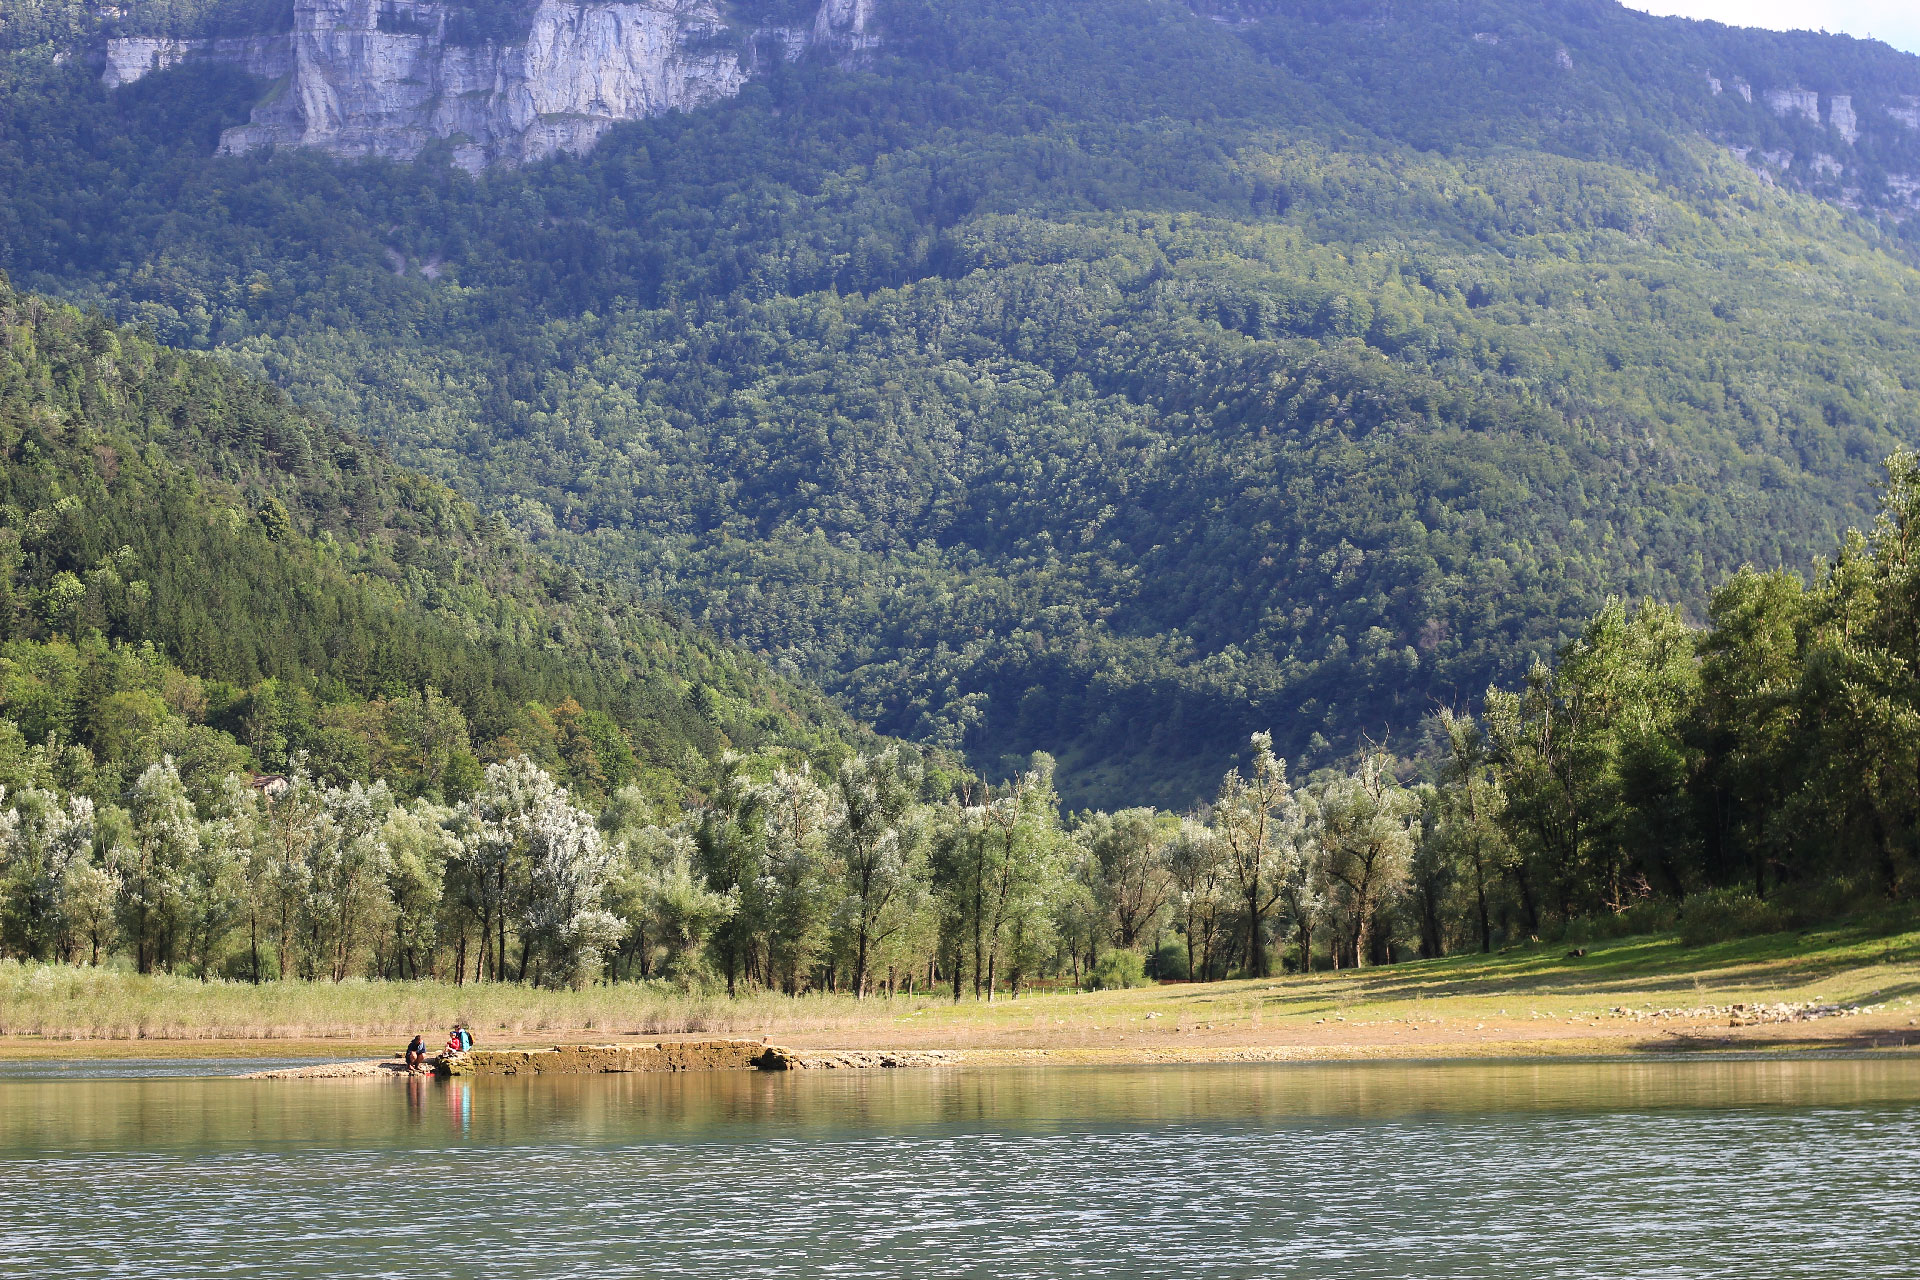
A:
[246,1039,962,1077]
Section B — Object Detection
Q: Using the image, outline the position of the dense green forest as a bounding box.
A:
[5,0,1920,809]
[0,278,871,816]
[0,247,1915,986]
[7,450,1920,987]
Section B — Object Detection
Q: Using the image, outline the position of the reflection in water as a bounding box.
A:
[3,1059,1918,1277]
[0,1058,339,1081]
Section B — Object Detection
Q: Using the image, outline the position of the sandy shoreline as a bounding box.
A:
[7,1004,1919,1075]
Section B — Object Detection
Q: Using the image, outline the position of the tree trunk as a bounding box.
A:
[853,924,869,1001]
[1419,880,1444,959]
[1474,851,1492,954]
[971,905,983,1000]
[1244,885,1265,978]
[1184,912,1195,985]
[1510,860,1541,935]
[249,910,262,985]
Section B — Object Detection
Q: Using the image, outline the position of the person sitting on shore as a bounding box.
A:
[446,1028,465,1057]
[404,1034,427,1074]
[456,1023,474,1052]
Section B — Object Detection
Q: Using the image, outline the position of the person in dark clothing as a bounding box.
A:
[405,1034,427,1073]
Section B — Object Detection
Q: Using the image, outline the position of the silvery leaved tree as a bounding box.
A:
[1211,733,1303,979]
[454,758,618,987]
[0,787,97,962]
[753,764,840,995]
[1312,754,1422,969]
[833,747,926,1000]
[113,759,199,973]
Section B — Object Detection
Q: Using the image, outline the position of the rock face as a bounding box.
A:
[1762,86,1821,125]
[1828,93,1858,144]
[101,0,877,170]
[101,33,292,88]
[438,1038,786,1075]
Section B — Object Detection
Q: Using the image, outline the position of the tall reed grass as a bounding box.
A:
[0,961,941,1041]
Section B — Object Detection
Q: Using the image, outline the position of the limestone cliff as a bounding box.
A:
[101,0,878,170]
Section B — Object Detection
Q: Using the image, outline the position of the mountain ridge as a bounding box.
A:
[7,0,1920,806]
[96,0,879,170]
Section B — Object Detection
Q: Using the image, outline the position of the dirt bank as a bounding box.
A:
[224,1005,1920,1079]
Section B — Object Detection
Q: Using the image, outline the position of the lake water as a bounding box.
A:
[3,1057,1917,1277]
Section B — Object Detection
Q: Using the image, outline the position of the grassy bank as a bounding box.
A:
[4,920,1919,1059]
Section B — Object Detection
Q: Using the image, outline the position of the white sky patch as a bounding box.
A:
[1625,1,1920,55]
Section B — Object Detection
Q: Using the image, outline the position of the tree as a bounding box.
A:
[175,801,241,979]
[753,764,840,994]
[382,799,454,979]
[385,687,473,800]
[112,758,199,973]
[615,824,735,983]
[1694,569,1804,899]
[1788,452,1920,898]
[519,776,618,987]
[1314,753,1421,968]
[454,756,614,986]
[1081,807,1172,952]
[1430,709,1511,954]
[0,786,98,961]
[930,794,991,999]
[1485,600,1698,926]
[1165,817,1230,982]
[974,759,1066,999]
[831,747,926,999]
[245,769,330,982]
[1212,732,1302,978]
[301,781,394,982]
[694,752,765,995]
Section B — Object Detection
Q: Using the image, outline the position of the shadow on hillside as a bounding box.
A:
[1629,1024,1920,1054]
[1231,929,1920,1008]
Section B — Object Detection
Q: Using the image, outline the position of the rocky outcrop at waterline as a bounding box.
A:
[751,1046,961,1070]
[242,1038,960,1078]
[441,1038,777,1075]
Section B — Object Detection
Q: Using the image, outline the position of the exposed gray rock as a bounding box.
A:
[101,33,291,88]
[1762,86,1820,125]
[1828,93,1858,144]
[102,0,876,171]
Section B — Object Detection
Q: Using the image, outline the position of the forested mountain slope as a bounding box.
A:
[0,279,868,805]
[6,0,1920,806]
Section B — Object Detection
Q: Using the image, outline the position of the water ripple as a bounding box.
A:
[3,1062,1917,1278]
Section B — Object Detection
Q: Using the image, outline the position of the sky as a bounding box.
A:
[1626,2,1920,55]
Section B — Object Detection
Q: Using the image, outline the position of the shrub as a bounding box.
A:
[1088,949,1146,991]
[1677,889,1790,947]
[1148,940,1188,981]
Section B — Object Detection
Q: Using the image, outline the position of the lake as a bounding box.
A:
[3,1057,1916,1277]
